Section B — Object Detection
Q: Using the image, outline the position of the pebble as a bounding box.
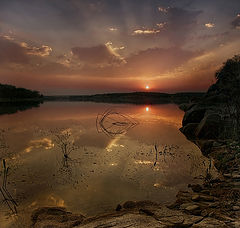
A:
[233,206,240,211]
[199,195,214,202]
[232,174,240,179]
[192,195,200,201]
[180,203,194,210]
[185,205,200,211]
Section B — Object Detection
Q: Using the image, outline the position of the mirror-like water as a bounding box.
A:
[0,102,212,227]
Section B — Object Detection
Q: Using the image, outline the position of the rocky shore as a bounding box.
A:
[30,170,240,228]
[31,56,240,227]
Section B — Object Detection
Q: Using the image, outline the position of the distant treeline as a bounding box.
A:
[0,84,43,100]
[44,92,205,104]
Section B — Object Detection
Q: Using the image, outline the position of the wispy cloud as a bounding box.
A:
[133,29,161,35]
[231,14,240,29]
[156,23,166,28]
[205,23,215,28]
[158,7,169,13]
[20,42,52,56]
[108,27,118,31]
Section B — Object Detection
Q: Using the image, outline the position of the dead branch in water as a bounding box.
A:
[0,159,18,214]
[96,109,139,137]
[50,128,79,167]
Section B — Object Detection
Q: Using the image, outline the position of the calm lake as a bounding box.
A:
[0,102,211,227]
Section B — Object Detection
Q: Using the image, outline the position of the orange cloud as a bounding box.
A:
[20,42,52,56]
[71,43,125,66]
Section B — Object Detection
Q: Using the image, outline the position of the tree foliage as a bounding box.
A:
[0,84,43,99]
[215,55,240,82]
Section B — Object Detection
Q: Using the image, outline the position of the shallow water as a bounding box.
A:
[0,102,210,227]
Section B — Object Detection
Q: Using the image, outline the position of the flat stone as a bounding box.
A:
[180,203,195,210]
[201,189,210,195]
[192,194,201,201]
[223,173,232,178]
[233,206,240,211]
[123,201,136,209]
[199,195,214,202]
[230,221,240,228]
[185,205,200,211]
[183,215,203,226]
[232,182,240,187]
[160,215,184,225]
[79,213,167,228]
[232,174,240,179]
[208,202,219,208]
[200,209,209,217]
[32,207,85,228]
[192,217,228,227]
[154,206,183,219]
[189,184,203,192]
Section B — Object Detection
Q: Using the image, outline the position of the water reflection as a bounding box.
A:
[0,102,216,227]
[0,101,42,116]
[96,109,139,137]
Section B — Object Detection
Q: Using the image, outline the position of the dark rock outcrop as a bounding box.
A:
[180,55,240,158]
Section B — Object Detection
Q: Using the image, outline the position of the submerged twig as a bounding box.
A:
[51,128,78,167]
[0,159,18,214]
[153,145,158,166]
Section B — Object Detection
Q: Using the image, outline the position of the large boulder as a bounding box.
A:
[180,123,199,140]
[180,55,240,156]
[195,114,222,140]
[182,107,206,126]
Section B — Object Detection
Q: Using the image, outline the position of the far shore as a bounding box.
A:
[43,91,205,105]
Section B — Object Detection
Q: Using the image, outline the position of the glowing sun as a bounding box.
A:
[145,85,149,90]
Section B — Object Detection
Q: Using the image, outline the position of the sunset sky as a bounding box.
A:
[0,0,239,95]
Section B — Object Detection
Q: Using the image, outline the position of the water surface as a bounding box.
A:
[0,102,210,227]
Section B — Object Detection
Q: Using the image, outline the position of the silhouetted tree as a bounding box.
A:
[0,84,43,99]
[214,55,240,141]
